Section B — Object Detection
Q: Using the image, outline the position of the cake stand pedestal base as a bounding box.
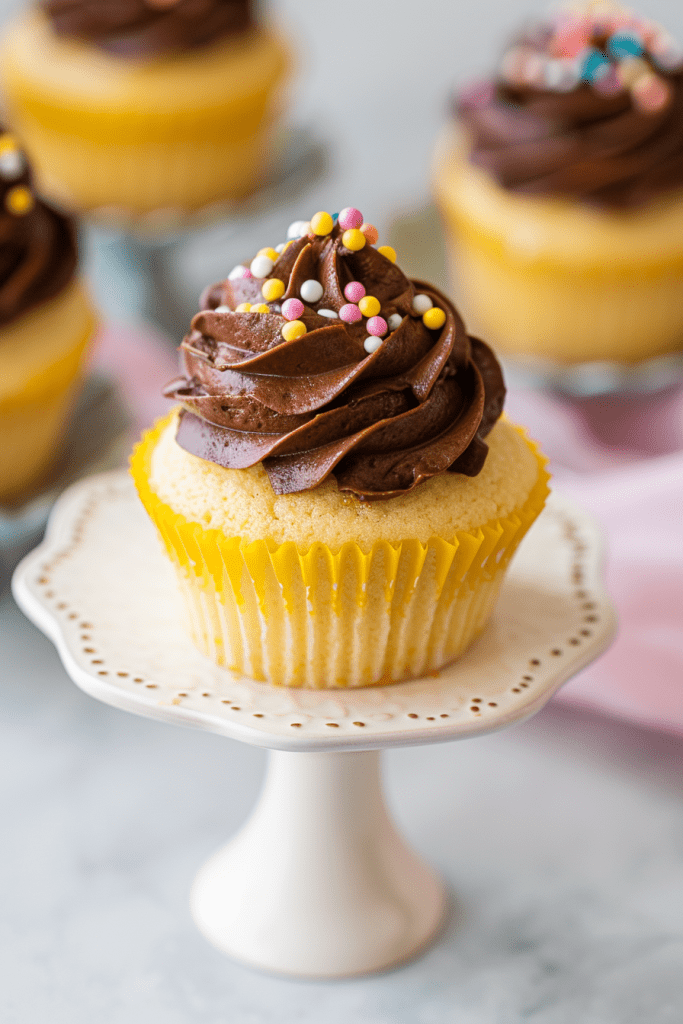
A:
[191,749,445,977]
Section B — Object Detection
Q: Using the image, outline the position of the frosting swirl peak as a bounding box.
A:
[41,0,252,57]
[165,212,505,500]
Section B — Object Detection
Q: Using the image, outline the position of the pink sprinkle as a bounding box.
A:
[593,67,622,96]
[282,297,304,321]
[228,264,252,280]
[338,207,363,230]
[344,280,366,302]
[339,303,362,324]
[550,20,589,59]
[366,316,387,337]
[632,74,671,113]
[360,223,379,245]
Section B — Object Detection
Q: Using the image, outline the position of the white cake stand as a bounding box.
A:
[12,470,615,978]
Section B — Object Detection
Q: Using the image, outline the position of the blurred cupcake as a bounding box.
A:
[131,208,549,688]
[434,3,683,367]
[0,0,291,219]
[0,130,97,503]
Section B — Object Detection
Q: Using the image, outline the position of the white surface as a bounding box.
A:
[191,750,446,976]
[10,470,614,976]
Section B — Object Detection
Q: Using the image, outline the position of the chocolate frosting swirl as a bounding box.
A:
[0,132,77,327]
[457,25,683,207]
[165,223,505,500]
[41,0,252,58]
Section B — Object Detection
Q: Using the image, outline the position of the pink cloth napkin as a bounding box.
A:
[506,385,683,738]
[89,321,683,738]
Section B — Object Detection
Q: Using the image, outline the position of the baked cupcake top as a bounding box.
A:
[164,208,506,501]
[0,130,77,327]
[41,0,252,57]
[456,3,683,208]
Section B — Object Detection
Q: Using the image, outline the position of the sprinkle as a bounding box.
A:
[423,307,446,330]
[363,336,383,354]
[338,207,363,230]
[0,149,25,180]
[318,309,338,318]
[551,21,589,58]
[228,264,251,280]
[361,223,379,245]
[580,48,611,83]
[632,73,671,113]
[387,313,403,331]
[235,302,252,312]
[412,293,433,315]
[339,303,362,323]
[543,58,580,92]
[282,320,307,341]
[366,316,387,337]
[616,56,650,87]
[262,278,285,301]
[358,295,380,317]
[250,254,274,279]
[342,228,366,251]
[275,242,286,253]
[258,247,280,262]
[592,67,623,96]
[282,297,305,321]
[310,211,334,236]
[214,305,231,313]
[252,304,271,314]
[5,185,34,215]
[377,245,396,263]
[607,31,644,60]
[650,33,683,71]
[344,281,366,302]
[0,134,18,157]
[300,279,324,303]
[287,220,309,239]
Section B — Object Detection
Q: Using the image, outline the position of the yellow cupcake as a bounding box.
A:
[132,209,549,687]
[0,6,290,217]
[0,132,97,504]
[433,6,683,367]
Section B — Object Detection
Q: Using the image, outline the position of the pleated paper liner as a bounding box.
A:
[131,416,550,689]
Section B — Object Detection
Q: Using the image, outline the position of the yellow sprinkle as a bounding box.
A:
[0,134,18,156]
[258,247,280,262]
[342,228,366,251]
[377,245,397,263]
[310,211,334,236]
[252,303,271,314]
[423,306,446,330]
[5,185,34,215]
[282,320,307,341]
[358,295,380,318]
[283,240,293,251]
[235,302,252,312]
[261,278,285,302]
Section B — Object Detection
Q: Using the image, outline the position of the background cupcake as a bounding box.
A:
[0,129,97,503]
[132,208,549,688]
[0,0,291,219]
[434,3,683,368]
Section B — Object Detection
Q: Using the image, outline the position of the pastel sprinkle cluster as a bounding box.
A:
[223,210,446,351]
[500,3,683,113]
[0,134,33,216]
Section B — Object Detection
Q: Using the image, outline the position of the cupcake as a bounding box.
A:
[0,0,290,219]
[433,3,683,367]
[131,208,549,688]
[0,130,97,504]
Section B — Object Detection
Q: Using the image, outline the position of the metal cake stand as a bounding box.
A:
[12,470,615,978]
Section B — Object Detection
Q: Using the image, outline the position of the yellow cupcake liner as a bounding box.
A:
[131,416,550,688]
[1,15,290,214]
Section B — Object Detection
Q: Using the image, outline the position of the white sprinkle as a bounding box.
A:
[318,308,338,318]
[250,254,274,279]
[228,264,249,280]
[387,313,403,331]
[275,242,286,253]
[412,294,433,315]
[300,279,324,303]
[363,336,382,354]
[287,220,309,239]
[0,150,25,180]
[543,58,579,92]
[214,305,231,313]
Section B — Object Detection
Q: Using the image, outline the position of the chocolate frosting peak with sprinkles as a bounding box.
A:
[456,3,683,207]
[164,210,506,500]
[0,130,77,327]
[41,0,252,57]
